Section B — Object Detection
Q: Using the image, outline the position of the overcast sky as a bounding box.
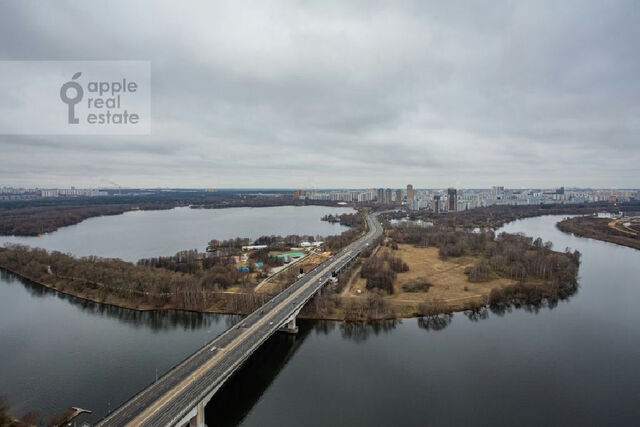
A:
[0,0,638,189]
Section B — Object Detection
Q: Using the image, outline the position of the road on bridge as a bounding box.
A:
[97,211,384,427]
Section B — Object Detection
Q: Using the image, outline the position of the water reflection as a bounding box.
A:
[339,319,400,342]
[1,269,240,332]
[417,284,581,331]
[205,323,312,426]
[206,319,401,425]
[463,306,489,322]
[310,319,337,335]
[487,288,577,318]
[417,314,453,331]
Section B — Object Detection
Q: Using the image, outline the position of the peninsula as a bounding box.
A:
[0,209,581,321]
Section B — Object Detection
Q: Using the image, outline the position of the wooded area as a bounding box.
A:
[388,222,581,307]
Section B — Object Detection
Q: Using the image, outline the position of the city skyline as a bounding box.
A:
[3,185,637,210]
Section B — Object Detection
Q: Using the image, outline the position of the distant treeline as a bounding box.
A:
[617,200,640,214]
[0,192,350,236]
[0,204,143,236]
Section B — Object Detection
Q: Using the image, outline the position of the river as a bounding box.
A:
[0,205,355,262]
[1,214,639,426]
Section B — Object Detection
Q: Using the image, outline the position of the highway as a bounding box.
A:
[97,211,383,427]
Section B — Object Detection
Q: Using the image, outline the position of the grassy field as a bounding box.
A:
[344,244,515,316]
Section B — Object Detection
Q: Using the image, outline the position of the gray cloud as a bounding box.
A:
[0,0,639,188]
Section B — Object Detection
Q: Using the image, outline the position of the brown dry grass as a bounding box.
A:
[344,244,515,315]
[608,220,638,236]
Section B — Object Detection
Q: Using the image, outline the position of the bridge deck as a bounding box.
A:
[97,212,382,426]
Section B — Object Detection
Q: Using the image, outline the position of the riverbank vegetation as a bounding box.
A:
[557,216,640,250]
[0,245,228,311]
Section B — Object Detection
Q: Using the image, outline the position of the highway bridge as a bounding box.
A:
[97,212,383,427]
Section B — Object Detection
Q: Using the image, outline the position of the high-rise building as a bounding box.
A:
[491,186,504,197]
[407,184,414,203]
[447,188,457,212]
[395,189,403,204]
[433,195,440,215]
[383,188,393,204]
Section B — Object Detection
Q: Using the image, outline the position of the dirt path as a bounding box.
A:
[608,220,637,236]
[341,265,362,296]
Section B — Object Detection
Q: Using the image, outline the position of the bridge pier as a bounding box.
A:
[188,401,205,427]
[177,382,223,427]
[279,312,299,334]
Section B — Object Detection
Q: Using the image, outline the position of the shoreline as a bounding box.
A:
[0,263,570,322]
[0,264,489,321]
[557,216,640,251]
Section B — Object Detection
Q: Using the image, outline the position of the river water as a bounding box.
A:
[1,214,639,425]
[0,205,355,262]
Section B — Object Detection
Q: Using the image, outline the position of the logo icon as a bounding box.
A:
[60,72,83,124]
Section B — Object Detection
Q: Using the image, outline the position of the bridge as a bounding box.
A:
[97,212,383,427]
